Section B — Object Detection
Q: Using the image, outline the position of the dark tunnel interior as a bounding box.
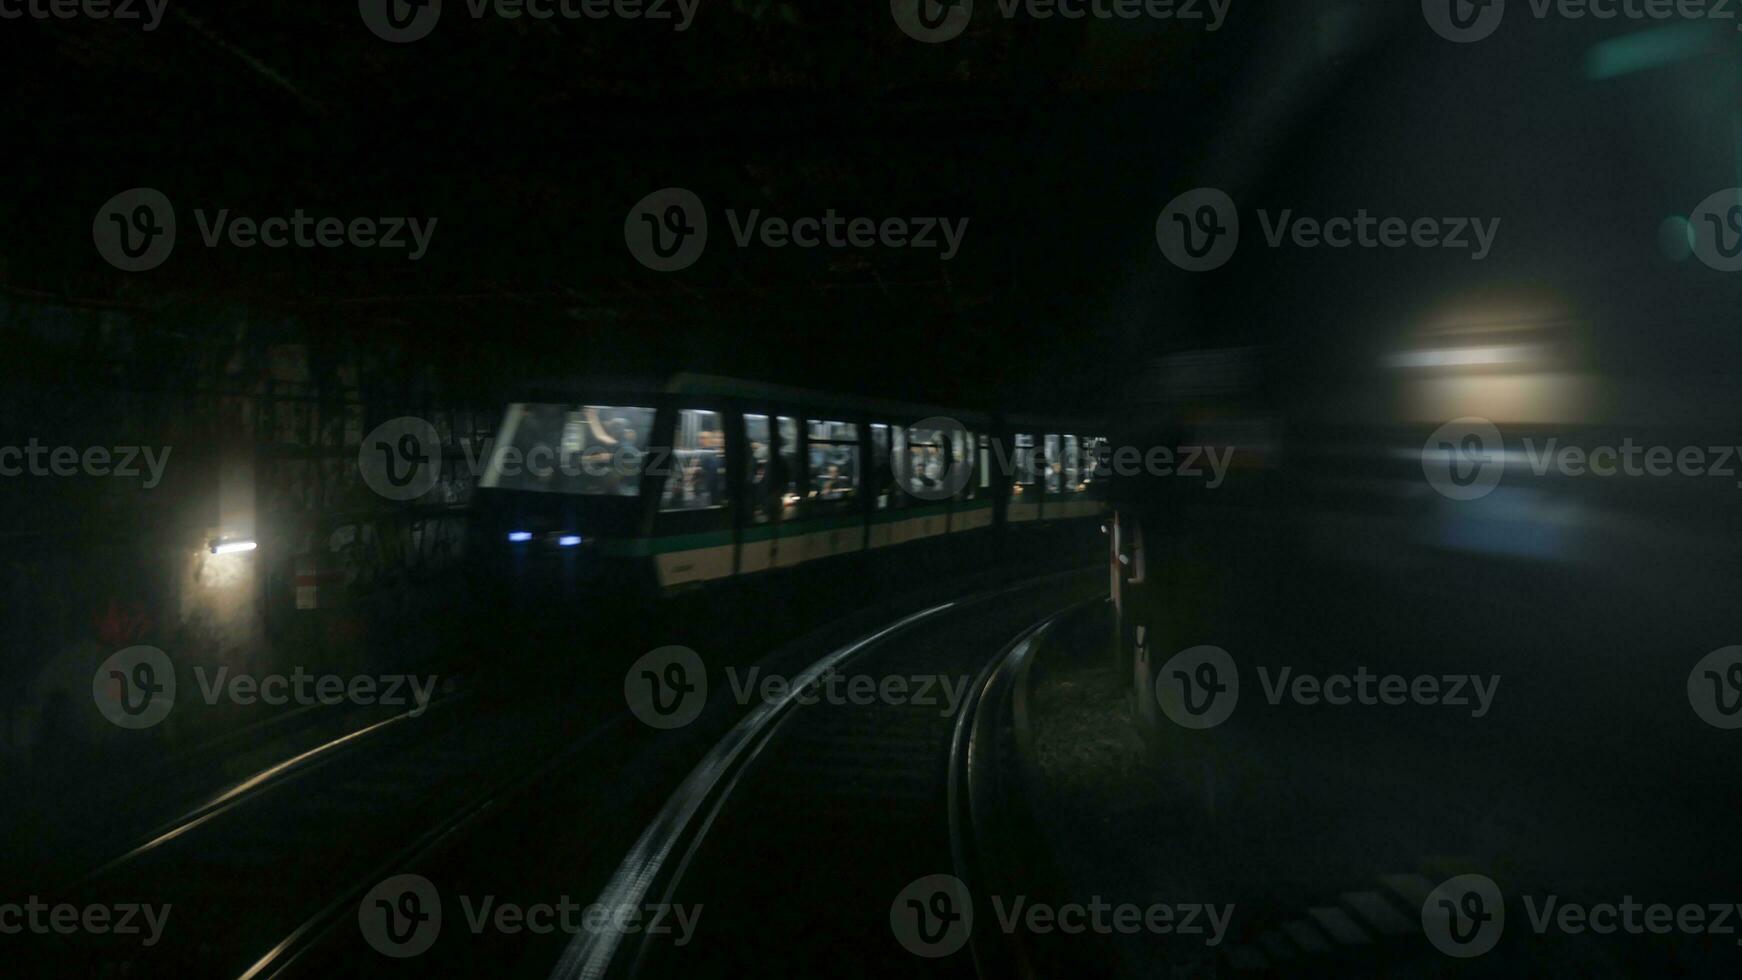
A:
[3,1,1742,977]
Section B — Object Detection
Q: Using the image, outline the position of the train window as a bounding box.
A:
[903,423,949,498]
[744,414,774,523]
[806,420,859,502]
[1087,436,1108,490]
[659,410,725,512]
[1044,435,1063,493]
[809,420,860,443]
[871,423,891,509]
[1063,435,1081,492]
[777,416,800,514]
[1013,433,1037,491]
[482,403,655,496]
[978,434,991,492]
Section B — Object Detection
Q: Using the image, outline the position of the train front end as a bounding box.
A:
[469,399,664,603]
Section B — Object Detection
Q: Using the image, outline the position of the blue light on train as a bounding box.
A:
[507,531,533,543]
[558,535,582,547]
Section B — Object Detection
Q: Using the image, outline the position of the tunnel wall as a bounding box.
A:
[0,296,497,761]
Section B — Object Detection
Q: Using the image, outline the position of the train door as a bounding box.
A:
[1039,432,1088,519]
[793,417,864,564]
[1042,433,1063,521]
[735,411,784,574]
[649,405,732,588]
[900,421,951,542]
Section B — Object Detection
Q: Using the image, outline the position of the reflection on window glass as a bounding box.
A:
[808,419,858,443]
[660,409,725,512]
[978,434,991,491]
[1045,434,1062,493]
[905,423,948,497]
[777,416,800,511]
[1081,435,1106,491]
[1013,433,1036,490]
[1078,435,1102,491]
[1064,435,1081,492]
[807,420,859,502]
[482,402,654,496]
[744,414,773,523]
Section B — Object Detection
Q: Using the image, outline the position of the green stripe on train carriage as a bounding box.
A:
[600,498,999,559]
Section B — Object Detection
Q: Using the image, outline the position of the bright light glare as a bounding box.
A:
[210,539,258,555]
[1382,345,1540,369]
[507,531,533,542]
[558,535,582,547]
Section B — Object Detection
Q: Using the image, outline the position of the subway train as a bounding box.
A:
[469,374,1109,598]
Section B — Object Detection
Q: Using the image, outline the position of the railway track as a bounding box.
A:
[16,568,1102,978]
[28,682,631,979]
[551,570,1106,980]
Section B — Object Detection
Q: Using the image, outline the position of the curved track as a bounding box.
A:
[553,570,1106,980]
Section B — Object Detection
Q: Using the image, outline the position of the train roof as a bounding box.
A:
[510,372,993,424]
[664,374,992,424]
[508,372,1103,430]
